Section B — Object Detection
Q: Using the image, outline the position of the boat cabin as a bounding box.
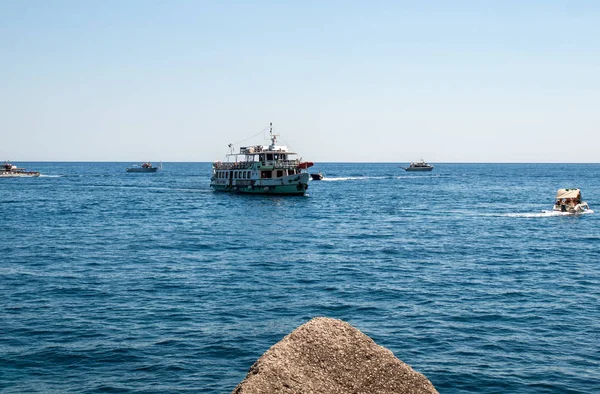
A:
[553,188,589,213]
[555,189,581,207]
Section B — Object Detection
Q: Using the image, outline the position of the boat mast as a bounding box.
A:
[269,122,279,149]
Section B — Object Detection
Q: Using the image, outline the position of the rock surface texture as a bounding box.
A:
[232,317,438,394]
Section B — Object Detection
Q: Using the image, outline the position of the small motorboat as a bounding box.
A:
[553,189,591,214]
[0,161,41,177]
[402,160,434,171]
[126,162,160,173]
[310,172,324,181]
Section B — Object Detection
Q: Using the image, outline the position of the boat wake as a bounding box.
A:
[40,174,62,178]
[503,210,594,218]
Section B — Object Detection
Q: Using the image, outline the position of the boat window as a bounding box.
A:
[276,170,283,178]
[266,154,273,161]
[273,154,279,161]
[261,170,272,179]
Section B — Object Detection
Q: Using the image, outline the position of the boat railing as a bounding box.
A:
[213,161,255,170]
[240,146,267,154]
[213,159,300,170]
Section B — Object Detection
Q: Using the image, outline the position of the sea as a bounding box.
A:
[1,162,599,394]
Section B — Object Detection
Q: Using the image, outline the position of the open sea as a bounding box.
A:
[1,162,599,394]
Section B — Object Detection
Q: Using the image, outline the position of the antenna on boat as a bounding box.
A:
[269,122,278,147]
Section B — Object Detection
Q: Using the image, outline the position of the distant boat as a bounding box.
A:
[0,161,40,177]
[402,160,434,171]
[310,172,324,180]
[126,162,160,173]
[210,123,310,195]
[552,188,591,214]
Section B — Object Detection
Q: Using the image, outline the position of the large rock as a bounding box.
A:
[232,317,438,393]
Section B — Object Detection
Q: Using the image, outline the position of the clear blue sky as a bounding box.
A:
[1,1,598,162]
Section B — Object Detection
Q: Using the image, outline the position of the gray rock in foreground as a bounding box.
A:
[232,317,438,394]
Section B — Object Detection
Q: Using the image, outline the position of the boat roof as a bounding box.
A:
[222,123,300,159]
[230,145,298,156]
[556,189,581,199]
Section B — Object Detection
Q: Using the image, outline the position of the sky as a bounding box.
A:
[1,1,599,162]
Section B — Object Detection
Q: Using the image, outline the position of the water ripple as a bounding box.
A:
[1,163,600,393]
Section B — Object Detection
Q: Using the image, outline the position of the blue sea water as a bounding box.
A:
[1,162,599,393]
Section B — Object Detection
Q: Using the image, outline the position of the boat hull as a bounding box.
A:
[126,167,158,173]
[211,173,309,195]
[0,172,40,177]
[404,167,433,172]
[211,184,307,195]
[553,203,590,214]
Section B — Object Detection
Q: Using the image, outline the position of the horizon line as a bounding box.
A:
[4,160,599,165]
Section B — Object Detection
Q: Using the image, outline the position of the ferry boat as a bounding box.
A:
[210,123,310,195]
[403,160,434,171]
[553,189,591,214]
[0,161,41,177]
[126,162,160,173]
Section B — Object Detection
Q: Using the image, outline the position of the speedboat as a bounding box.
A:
[403,160,434,171]
[310,172,324,180]
[0,161,40,177]
[126,162,159,173]
[210,123,310,195]
[553,189,590,214]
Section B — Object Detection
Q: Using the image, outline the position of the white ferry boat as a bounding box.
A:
[402,160,434,171]
[210,123,311,195]
[126,162,160,173]
[1,161,41,177]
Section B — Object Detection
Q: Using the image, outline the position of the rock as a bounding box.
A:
[232,317,438,394]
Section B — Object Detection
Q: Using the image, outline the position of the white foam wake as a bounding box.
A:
[503,210,594,218]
